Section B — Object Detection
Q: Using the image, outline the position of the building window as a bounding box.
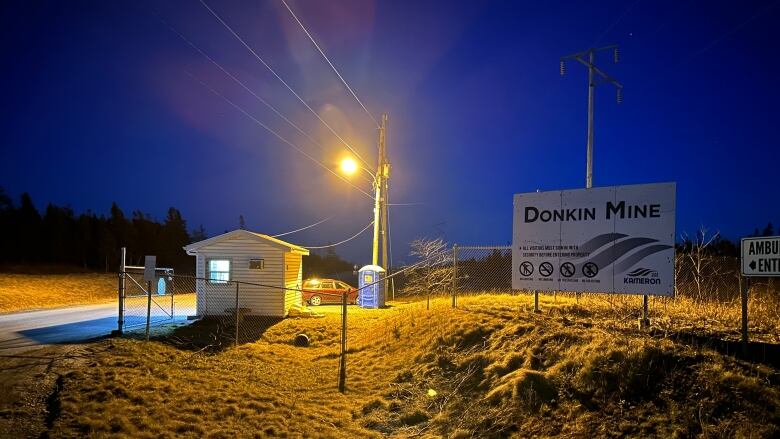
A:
[208,259,230,283]
[249,258,265,270]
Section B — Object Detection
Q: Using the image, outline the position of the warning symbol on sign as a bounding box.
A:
[560,262,575,278]
[539,262,554,277]
[583,262,599,278]
[519,261,534,277]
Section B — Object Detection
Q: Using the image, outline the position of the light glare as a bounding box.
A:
[340,157,358,175]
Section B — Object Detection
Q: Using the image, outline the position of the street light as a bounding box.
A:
[339,156,382,267]
[340,156,376,183]
[340,157,358,176]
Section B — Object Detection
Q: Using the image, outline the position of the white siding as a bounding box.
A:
[283,252,303,313]
[194,234,286,317]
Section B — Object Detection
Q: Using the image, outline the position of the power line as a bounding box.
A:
[593,0,642,46]
[185,71,374,200]
[272,215,335,237]
[676,0,779,66]
[387,202,424,207]
[280,0,379,129]
[162,18,326,153]
[646,0,779,88]
[199,0,372,168]
[303,220,374,249]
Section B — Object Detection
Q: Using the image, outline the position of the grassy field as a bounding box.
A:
[0,273,116,313]
[45,293,780,438]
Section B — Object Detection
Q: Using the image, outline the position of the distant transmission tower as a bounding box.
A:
[560,46,623,189]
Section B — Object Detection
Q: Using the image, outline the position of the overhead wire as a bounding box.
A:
[646,0,779,88]
[272,215,335,237]
[303,220,374,249]
[199,0,372,167]
[279,0,379,129]
[161,18,326,152]
[675,0,779,65]
[387,202,424,207]
[184,71,374,200]
[593,0,642,46]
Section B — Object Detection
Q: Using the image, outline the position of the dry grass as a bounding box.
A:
[48,294,780,438]
[0,273,116,313]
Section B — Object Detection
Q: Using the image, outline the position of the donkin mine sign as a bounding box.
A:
[512,182,676,296]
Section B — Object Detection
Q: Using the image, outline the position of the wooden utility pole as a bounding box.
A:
[372,113,389,268]
[380,115,390,273]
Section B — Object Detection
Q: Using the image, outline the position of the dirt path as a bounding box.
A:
[0,344,98,438]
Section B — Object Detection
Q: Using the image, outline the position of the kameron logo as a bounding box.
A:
[624,267,660,285]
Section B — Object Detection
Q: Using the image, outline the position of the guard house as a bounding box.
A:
[183,230,309,317]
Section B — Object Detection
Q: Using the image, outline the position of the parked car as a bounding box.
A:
[302,278,357,306]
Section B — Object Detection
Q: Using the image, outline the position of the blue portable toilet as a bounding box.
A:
[358,265,386,308]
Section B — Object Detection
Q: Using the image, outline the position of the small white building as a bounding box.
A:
[183,229,309,317]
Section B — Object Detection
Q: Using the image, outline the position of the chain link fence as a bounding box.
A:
[121,267,195,331]
[120,271,325,348]
[385,243,779,339]
[115,243,779,393]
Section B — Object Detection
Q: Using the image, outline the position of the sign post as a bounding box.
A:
[143,255,156,341]
[740,236,779,356]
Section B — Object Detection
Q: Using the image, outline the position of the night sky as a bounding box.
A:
[1,0,778,264]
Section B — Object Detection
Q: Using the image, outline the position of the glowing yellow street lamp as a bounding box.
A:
[338,155,382,266]
[340,157,358,176]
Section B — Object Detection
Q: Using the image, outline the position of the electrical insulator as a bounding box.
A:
[560,61,566,76]
[614,48,620,63]
[616,88,623,104]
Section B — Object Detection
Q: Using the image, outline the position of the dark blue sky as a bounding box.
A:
[1,0,778,264]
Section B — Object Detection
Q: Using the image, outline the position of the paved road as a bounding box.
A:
[0,295,196,354]
[0,302,119,353]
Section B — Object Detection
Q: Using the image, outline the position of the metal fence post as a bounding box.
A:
[235,282,240,347]
[338,290,347,393]
[171,274,175,322]
[145,280,152,341]
[452,244,458,308]
[533,290,540,313]
[639,294,650,329]
[741,275,749,357]
[117,247,126,334]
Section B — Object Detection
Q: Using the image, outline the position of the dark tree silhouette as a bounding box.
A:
[0,187,198,272]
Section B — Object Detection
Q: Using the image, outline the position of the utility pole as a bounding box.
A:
[560,45,622,189]
[372,113,389,267]
[562,45,624,311]
[380,116,390,273]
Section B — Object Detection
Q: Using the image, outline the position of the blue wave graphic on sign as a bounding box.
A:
[571,233,672,278]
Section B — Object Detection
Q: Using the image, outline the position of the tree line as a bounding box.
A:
[0,187,356,277]
[0,187,202,272]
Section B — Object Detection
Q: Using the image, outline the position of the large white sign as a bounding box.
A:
[741,236,780,277]
[512,182,676,296]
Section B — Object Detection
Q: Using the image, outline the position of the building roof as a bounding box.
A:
[183,229,310,255]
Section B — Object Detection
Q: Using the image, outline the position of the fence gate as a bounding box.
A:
[118,249,196,334]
